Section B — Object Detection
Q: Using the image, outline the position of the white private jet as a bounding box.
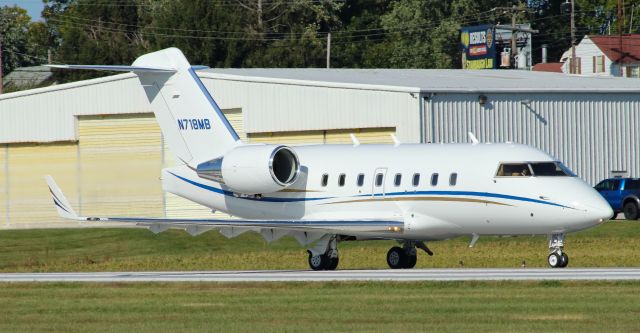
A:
[46,48,613,270]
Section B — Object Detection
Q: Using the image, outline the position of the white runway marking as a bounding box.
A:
[1,268,640,282]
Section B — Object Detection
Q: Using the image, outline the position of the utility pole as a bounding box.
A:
[511,5,518,60]
[326,32,331,69]
[630,4,635,34]
[571,0,576,74]
[492,4,537,69]
[0,34,3,95]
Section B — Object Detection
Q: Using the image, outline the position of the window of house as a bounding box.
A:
[627,66,640,78]
[357,173,365,187]
[593,55,605,73]
[375,173,383,187]
[430,173,439,186]
[338,173,346,187]
[394,173,402,186]
[321,174,328,187]
[412,173,420,187]
[569,57,581,74]
[449,173,458,186]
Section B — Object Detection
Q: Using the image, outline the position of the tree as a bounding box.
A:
[381,0,512,68]
[44,0,148,81]
[0,6,31,76]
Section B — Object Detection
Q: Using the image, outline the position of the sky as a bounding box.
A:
[1,0,45,21]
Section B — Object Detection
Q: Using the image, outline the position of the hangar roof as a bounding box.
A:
[203,68,640,93]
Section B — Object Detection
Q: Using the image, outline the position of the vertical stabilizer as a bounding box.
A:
[48,48,241,163]
[131,48,241,163]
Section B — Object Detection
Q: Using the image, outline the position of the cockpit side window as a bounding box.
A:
[496,163,531,177]
[529,162,572,176]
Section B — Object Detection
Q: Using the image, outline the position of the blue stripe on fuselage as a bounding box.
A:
[169,172,570,208]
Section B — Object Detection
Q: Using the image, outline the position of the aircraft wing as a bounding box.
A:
[45,176,403,237]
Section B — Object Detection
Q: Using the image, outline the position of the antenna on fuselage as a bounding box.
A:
[349,133,360,147]
[468,132,479,145]
[390,134,401,147]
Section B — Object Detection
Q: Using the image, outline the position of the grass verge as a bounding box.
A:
[1,281,639,333]
[0,221,639,272]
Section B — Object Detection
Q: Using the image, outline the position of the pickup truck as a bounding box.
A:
[594,178,640,220]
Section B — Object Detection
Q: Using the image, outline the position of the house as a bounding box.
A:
[560,35,640,77]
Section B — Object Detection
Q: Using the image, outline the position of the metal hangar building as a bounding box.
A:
[0,69,638,229]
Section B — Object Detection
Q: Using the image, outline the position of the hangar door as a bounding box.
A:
[78,113,164,217]
[3,142,78,228]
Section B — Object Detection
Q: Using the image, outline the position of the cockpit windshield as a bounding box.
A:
[496,162,574,177]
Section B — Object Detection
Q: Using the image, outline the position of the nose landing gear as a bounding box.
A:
[547,233,569,268]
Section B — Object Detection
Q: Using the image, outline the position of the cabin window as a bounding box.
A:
[375,173,384,187]
[449,173,458,186]
[412,173,420,187]
[430,173,439,186]
[338,174,346,187]
[321,174,328,187]
[394,173,402,186]
[496,163,531,177]
[357,173,365,187]
[529,162,572,176]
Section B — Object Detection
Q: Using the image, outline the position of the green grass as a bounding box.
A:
[1,281,640,332]
[0,221,639,272]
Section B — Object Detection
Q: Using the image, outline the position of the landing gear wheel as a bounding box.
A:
[308,252,329,271]
[325,256,339,270]
[559,253,569,268]
[624,202,639,220]
[404,254,417,269]
[548,253,561,268]
[387,247,406,269]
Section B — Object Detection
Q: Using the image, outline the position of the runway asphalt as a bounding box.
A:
[1,268,640,282]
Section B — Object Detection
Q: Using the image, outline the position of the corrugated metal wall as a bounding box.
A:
[425,93,640,185]
[0,74,147,143]
[201,75,421,143]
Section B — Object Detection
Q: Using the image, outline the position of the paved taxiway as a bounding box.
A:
[1,268,640,282]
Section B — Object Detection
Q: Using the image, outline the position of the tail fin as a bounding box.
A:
[49,48,241,163]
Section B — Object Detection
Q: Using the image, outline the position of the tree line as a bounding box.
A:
[1,0,639,85]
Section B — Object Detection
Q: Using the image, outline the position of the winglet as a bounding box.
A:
[45,176,80,220]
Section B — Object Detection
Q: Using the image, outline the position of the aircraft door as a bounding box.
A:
[372,168,387,197]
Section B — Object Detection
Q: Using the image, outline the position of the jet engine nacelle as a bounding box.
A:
[196,145,301,194]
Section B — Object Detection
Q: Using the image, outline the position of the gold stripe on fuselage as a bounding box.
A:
[320,196,513,206]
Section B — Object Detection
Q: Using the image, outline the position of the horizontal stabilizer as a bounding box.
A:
[46,64,176,73]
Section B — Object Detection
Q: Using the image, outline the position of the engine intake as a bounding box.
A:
[196,145,301,194]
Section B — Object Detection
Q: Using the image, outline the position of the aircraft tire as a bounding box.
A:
[559,253,569,268]
[623,202,639,220]
[308,252,328,271]
[387,247,406,269]
[404,254,417,269]
[325,256,339,270]
[547,252,561,268]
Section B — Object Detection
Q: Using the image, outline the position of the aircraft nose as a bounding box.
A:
[585,194,614,222]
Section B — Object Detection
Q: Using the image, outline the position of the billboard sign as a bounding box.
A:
[460,25,496,69]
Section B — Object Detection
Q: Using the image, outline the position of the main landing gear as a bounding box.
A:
[547,233,569,268]
[387,241,433,269]
[307,235,339,271]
